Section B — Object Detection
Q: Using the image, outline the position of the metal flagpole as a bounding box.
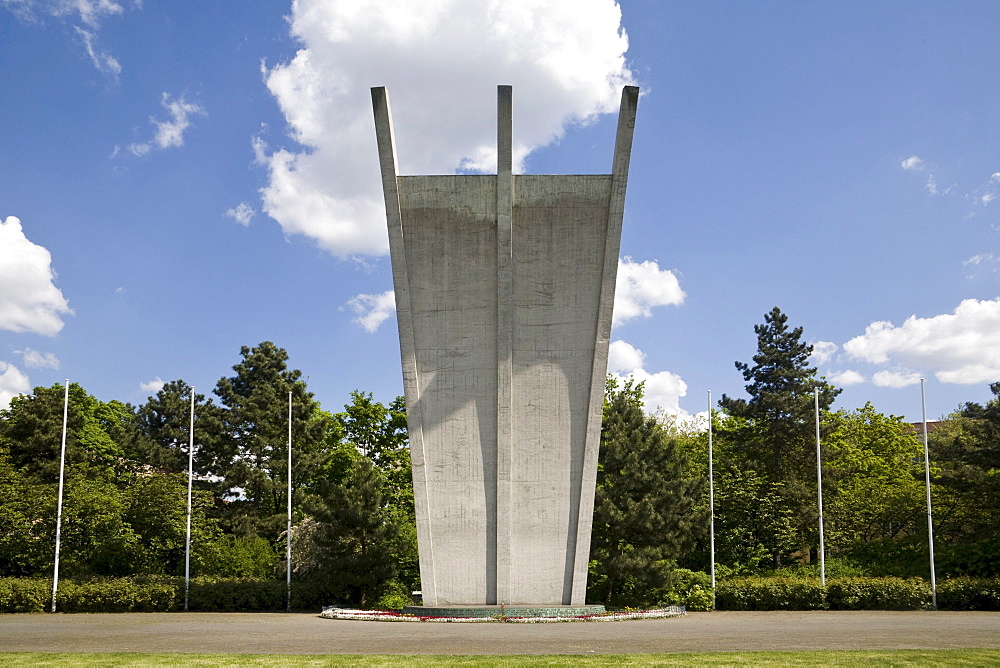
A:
[51,379,69,613]
[184,387,195,612]
[707,390,716,610]
[814,388,826,587]
[286,390,293,612]
[920,378,938,610]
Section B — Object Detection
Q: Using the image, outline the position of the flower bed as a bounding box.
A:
[320,606,685,623]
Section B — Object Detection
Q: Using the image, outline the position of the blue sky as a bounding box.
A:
[2,0,999,423]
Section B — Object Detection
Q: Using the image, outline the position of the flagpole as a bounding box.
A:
[51,379,69,613]
[184,387,195,612]
[920,378,937,610]
[814,388,826,587]
[707,390,716,610]
[286,390,293,612]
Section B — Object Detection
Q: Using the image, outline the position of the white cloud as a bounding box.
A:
[612,257,685,327]
[0,216,72,335]
[3,0,135,74]
[0,361,30,410]
[872,370,921,388]
[259,0,635,258]
[140,377,166,393]
[844,298,1000,385]
[607,339,688,416]
[226,202,256,226]
[129,93,205,156]
[16,348,60,369]
[901,155,924,171]
[608,339,646,374]
[345,290,397,333]
[810,340,838,365]
[828,369,865,386]
[75,25,120,75]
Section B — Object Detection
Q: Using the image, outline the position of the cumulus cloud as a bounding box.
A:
[828,369,865,386]
[16,348,60,369]
[607,339,688,415]
[901,155,924,171]
[226,202,256,226]
[140,377,166,393]
[129,93,205,156]
[612,257,685,327]
[810,340,838,365]
[872,370,921,388]
[844,298,1000,385]
[259,0,635,258]
[0,361,30,410]
[345,290,397,333]
[0,216,72,335]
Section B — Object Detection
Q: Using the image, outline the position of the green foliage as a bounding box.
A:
[299,457,407,606]
[199,535,279,579]
[716,576,828,610]
[825,577,930,610]
[937,577,1000,610]
[0,577,50,612]
[654,569,714,611]
[210,341,331,540]
[718,306,840,483]
[589,377,706,607]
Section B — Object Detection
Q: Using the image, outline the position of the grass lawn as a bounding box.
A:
[2,650,1000,666]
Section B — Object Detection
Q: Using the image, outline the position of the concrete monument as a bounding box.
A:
[372,85,638,608]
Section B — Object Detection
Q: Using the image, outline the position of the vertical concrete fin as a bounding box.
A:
[569,85,639,605]
[371,86,437,606]
[494,84,514,605]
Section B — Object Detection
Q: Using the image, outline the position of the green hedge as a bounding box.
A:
[715,577,828,610]
[716,576,1000,611]
[826,577,930,610]
[0,576,339,613]
[937,577,1000,610]
[4,575,998,613]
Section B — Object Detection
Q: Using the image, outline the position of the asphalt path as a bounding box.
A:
[1,611,999,656]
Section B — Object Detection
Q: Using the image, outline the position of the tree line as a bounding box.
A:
[1,310,998,609]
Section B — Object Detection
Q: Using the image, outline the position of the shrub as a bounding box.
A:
[716,577,827,610]
[938,577,1000,611]
[656,569,714,611]
[0,578,50,612]
[826,577,930,610]
[56,577,179,613]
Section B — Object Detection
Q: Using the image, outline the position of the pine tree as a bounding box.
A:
[719,306,840,482]
[589,377,706,606]
[210,341,330,539]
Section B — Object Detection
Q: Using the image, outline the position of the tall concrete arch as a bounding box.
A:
[373,85,638,606]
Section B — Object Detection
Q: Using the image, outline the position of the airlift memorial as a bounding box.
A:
[372,85,638,613]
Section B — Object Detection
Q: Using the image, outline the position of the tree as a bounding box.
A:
[926,383,1000,576]
[130,380,223,475]
[336,392,411,511]
[719,306,841,482]
[210,342,330,539]
[589,377,706,606]
[299,457,407,606]
[0,382,130,482]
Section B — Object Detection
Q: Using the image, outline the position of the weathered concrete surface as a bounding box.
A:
[2,612,999,655]
[372,86,638,607]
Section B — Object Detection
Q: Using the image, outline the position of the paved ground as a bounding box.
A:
[1,611,999,655]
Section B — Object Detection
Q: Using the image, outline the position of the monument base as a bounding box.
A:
[400,604,606,619]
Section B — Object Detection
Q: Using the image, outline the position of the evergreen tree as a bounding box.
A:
[131,380,223,474]
[719,306,841,481]
[301,457,405,606]
[589,377,705,606]
[210,341,330,539]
